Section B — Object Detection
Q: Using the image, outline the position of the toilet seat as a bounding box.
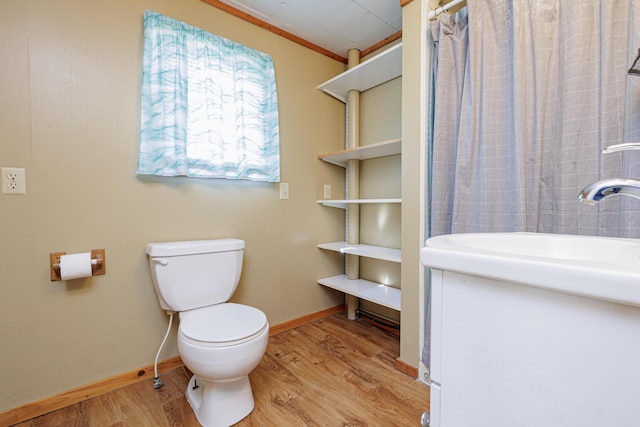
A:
[179,303,268,347]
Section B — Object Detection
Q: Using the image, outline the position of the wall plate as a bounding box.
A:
[1,167,26,195]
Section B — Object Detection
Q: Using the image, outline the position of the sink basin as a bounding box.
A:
[421,232,640,307]
[431,232,640,262]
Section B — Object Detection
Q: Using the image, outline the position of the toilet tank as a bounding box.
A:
[145,239,245,312]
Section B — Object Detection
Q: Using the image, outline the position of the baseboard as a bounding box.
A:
[395,357,419,379]
[268,304,345,336]
[0,304,345,425]
[0,356,184,426]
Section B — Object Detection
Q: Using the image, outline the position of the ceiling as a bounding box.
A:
[217,0,403,59]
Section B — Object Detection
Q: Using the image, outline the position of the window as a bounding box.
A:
[137,10,280,182]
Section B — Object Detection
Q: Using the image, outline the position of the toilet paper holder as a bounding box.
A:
[50,249,106,281]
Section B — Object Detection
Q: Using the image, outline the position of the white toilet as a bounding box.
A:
[145,239,269,427]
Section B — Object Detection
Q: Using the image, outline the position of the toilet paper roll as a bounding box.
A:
[59,252,93,280]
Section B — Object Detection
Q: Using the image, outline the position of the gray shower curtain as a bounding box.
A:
[430,0,640,238]
[424,0,640,371]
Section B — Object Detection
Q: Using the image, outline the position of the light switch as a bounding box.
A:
[279,182,289,200]
[324,184,332,199]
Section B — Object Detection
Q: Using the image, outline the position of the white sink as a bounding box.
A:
[422,232,640,426]
[428,232,640,262]
[421,232,640,307]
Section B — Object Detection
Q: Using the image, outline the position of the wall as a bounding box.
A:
[400,0,429,371]
[359,76,402,322]
[0,0,346,411]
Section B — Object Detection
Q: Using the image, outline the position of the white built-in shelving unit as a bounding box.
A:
[316,140,402,310]
[316,43,402,312]
[317,43,402,103]
[317,198,401,209]
[316,241,401,263]
[317,138,401,167]
[317,275,401,311]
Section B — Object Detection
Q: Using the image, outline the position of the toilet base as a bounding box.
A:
[186,374,255,427]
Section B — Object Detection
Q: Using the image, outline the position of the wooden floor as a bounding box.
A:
[13,313,429,426]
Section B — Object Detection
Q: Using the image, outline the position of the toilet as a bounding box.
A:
[145,239,269,427]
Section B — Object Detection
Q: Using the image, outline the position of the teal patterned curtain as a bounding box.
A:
[137,10,280,182]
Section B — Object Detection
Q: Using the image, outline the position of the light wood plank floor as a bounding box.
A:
[13,313,429,426]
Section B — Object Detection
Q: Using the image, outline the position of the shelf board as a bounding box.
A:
[317,242,401,263]
[318,138,401,167]
[318,274,401,311]
[318,198,401,209]
[317,43,402,103]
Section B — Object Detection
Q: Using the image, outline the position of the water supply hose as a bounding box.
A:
[153,311,174,389]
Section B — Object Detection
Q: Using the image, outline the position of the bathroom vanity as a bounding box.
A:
[421,232,640,427]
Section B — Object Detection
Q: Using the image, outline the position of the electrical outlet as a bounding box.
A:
[324,184,332,199]
[1,167,26,195]
[279,182,289,200]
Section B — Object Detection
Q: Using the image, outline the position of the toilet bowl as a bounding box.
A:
[145,239,269,427]
[178,303,269,427]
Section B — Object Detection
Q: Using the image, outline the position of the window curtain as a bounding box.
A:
[137,10,280,182]
[424,0,640,371]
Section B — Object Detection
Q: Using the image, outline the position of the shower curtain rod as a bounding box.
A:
[427,0,467,20]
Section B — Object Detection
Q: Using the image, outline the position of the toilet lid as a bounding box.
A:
[180,303,267,344]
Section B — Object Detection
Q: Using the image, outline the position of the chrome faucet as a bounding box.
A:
[578,178,640,205]
[578,143,640,205]
[601,142,640,154]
